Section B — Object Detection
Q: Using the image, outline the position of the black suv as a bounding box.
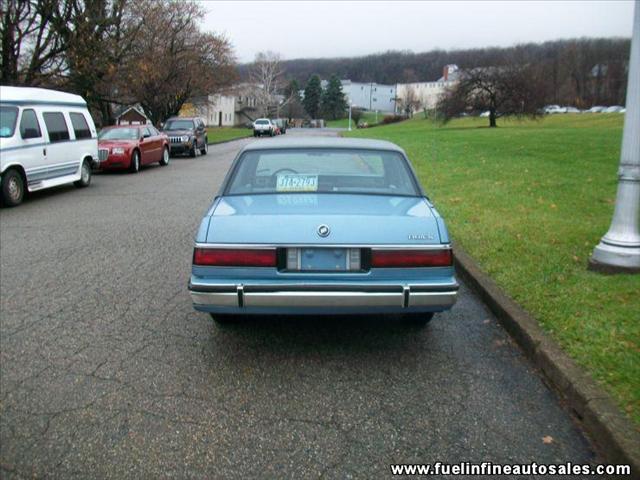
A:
[162,117,208,157]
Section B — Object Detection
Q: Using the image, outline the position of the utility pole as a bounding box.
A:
[589,0,640,273]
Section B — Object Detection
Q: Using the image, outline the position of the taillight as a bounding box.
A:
[371,249,453,268]
[193,248,277,267]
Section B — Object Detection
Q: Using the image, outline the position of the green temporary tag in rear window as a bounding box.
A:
[276,174,318,192]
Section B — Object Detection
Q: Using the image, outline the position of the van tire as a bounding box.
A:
[1,169,25,207]
[130,150,140,173]
[74,159,92,188]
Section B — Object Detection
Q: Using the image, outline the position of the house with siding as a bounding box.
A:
[180,94,236,126]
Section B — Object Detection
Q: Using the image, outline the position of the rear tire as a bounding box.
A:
[1,169,25,207]
[74,159,92,188]
[130,150,140,173]
[402,312,434,327]
[200,139,208,155]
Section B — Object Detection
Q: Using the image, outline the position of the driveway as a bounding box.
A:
[0,129,596,478]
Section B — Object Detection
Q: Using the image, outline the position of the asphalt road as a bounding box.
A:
[1,129,597,478]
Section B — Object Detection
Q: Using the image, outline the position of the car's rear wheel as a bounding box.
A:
[74,159,92,187]
[200,139,208,155]
[1,169,25,207]
[402,312,434,327]
[130,150,140,173]
[159,146,170,166]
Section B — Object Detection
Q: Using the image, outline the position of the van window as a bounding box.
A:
[43,112,70,143]
[69,112,91,139]
[0,106,18,138]
[20,109,42,139]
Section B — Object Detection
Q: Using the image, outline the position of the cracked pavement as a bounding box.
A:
[1,129,597,478]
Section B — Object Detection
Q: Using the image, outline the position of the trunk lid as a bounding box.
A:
[206,194,443,244]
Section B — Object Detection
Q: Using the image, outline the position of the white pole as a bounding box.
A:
[348,103,352,131]
[589,0,640,273]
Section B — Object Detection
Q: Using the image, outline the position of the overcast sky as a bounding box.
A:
[201,0,634,63]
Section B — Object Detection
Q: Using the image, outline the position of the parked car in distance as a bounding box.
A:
[98,125,169,173]
[162,117,208,157]
[253,118,274,137]
[188,137,458,326]
[604,106,625,113]
[543,105,567,114]
[565,107,581,113]
[272,118,287,134]
[586,106,606,113]
[0,86,98,207]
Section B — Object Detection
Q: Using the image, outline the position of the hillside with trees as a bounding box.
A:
[239,38,630,108]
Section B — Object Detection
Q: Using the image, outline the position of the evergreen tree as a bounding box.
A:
[321,75,348,120]
[283,79,304,119]
[303,75,322,119]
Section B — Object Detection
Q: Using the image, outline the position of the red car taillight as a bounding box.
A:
[193,248,277,267]
[371,249,453,268]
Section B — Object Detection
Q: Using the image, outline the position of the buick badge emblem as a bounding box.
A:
[317,224,330,237]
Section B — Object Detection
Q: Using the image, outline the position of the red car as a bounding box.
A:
[98,125,170,173]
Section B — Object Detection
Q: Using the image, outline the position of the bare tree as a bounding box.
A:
[0,0,73,85]
[437,61,545,127]
[118,0,236,125]
[250,51,283,117]
[398,85,421,117]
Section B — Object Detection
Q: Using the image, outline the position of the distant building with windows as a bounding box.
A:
[395,65,460,113]
[181,94,236,127]
[340,80,397,113]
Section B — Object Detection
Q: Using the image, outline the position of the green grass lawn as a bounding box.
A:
[345,113,640,424]
[206,127,252,144]
[326,111,385,128]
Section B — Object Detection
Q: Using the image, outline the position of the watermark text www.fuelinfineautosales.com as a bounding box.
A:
[390,462,632,476]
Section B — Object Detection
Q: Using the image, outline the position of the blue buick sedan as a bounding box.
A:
[188,138,458,326]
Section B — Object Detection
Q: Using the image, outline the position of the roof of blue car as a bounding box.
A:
[241,137,405,153]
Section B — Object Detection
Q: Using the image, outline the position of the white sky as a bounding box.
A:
[200,0,635,63]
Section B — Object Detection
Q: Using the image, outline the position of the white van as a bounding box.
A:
[0,86,98,207]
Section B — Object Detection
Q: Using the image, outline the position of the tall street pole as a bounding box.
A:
[589,0,640,273]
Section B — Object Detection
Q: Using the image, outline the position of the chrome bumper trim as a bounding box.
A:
[244,291,404,308]
[189,282,458,309]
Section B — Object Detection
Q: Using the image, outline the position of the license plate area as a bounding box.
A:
[281,248,363,272]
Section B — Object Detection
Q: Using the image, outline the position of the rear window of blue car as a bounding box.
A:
[225,149,420,196]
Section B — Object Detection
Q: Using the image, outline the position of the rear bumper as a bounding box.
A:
[188,281,458,315]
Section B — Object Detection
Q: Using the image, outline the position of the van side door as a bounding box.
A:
[17,108,48,186]
[42,111,77,181]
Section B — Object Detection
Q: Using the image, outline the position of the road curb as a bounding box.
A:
[453,244,640,476]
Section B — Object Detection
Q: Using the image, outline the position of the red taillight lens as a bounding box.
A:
[193,248,277,267]
[371,249,453,268]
